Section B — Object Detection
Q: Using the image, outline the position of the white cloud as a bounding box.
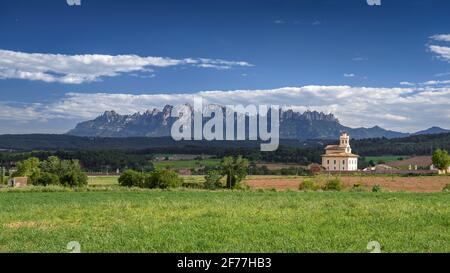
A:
[2,85,450,133]
[0,49,253,84]
[429,45,450,62]
[399,79,450,86]
[435,71,450,77]
[352,57,367,62]
[430,34,450,42]
[343,73,355,78]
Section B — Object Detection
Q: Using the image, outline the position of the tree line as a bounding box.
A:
[13,156,87,187]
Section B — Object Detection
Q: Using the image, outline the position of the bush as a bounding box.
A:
[146,169,183,189]
[119,169,145,188]
[323,178,343,191]
[204,170,223,190]
[443,184,450,192]
[351,183,366,192]
[35,172,60,186]
[60,171,88,187]
[299,179,320,191]
[372,184,382,192]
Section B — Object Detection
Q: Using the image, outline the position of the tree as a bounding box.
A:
[14,157,41,184]
[221,156,249,189]
[432,149,450,174]
[145,169,183,189]
[118,169,145,188]
[203,170,223,190]
[40,156,62,176]
[57,159,87,187]
[36,172,60,186]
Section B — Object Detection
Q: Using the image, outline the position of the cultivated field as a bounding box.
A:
[87,175,450,193]
[363,155,410,164]
[0,189,449,253]
[153,159,221,169]
[245,175,450,192]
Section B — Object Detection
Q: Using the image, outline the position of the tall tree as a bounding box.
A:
[432,149,450,174]
[221,156,249,189]
[14,157,41,184]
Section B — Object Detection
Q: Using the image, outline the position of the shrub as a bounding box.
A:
[35,172,60,186]
[299,179,320,191]
[443,184,450,192]
[351,183,366,192]
[146,169,183,189]
[60,171,88,187]
[372,184,382,192]
[323,178,343,191]
[118,169,145,188]
[204,170,223,190]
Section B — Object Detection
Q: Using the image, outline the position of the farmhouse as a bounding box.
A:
[387,156,450,173]
[322,132,359,171]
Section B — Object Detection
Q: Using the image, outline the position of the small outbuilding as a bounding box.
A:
[8,177,28,188]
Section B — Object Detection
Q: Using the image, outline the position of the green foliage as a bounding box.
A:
[351,183,366,192]
[154,159,220,170]
[372,185,382,192]
[203,170,223,190]
[221,156,249,189]
[60,170,88,187]
[443,184,450,192]
[35,172,60,186]
[298,179,320,191]
[14,157,41,184]
[432,149,450,173]
[14,156,87,187]
[145,169,183,189]
[118,169,145,188]
[323,177,343,191]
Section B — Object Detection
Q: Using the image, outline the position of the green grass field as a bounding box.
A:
[88,176,120,186]
[153,159,221,169]
[0,188,449,253]
[363,156,410,164]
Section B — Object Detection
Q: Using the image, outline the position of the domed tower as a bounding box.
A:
[322,132,358,171]
[339,132,351,154]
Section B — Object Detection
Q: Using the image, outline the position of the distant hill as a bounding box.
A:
[412,126,450,136]
[0,134,324,151]
[68,105,409,140]
[0,133,449,157]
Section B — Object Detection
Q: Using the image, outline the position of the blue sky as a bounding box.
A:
[1,0,450,133]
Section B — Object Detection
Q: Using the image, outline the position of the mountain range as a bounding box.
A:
[67,105,450,140]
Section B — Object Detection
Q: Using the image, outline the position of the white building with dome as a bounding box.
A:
[322,132,359,171]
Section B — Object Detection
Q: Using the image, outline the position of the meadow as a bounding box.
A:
[363,155,410,164]
[0,188,449,253]
[153,159,221,169]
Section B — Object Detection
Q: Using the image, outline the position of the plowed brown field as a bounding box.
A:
[244,175,450,192]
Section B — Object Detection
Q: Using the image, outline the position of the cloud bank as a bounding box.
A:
[0,49,253,84]
[2,85,450,133]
